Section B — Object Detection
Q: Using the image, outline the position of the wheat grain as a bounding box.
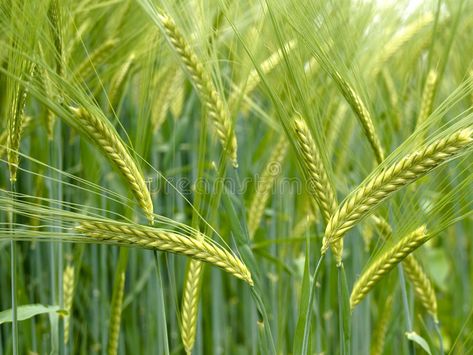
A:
[322,127,473,254]
[293,116,343,263]
[350,225,428,309]
[332,70,385,163]
[69,107,154,224]
[63,265,75,344]
[156,10,238,167]
[75,220,253,285]
[107,271,125,355]
[247,136,288,238]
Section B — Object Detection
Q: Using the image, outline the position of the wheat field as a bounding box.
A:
[1,0,473,354]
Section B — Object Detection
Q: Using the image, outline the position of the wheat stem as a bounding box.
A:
[322,127,473,254]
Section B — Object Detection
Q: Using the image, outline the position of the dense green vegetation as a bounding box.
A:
[1,0,473,354]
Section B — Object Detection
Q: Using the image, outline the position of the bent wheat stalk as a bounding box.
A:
[156,10,238,167]
[293,116,343,263]
[350,225,428,309]
[322,127,473,254]
[75,220,253,285]
[69,107,154,224]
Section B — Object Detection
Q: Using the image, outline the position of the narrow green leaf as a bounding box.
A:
[0,304,62,324]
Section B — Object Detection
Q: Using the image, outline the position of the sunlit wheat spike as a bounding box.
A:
[156,9,238,167]
[350,225,428,309]
[109,53,135,109]
[69,107,154,224]
[322,127,473,254]
[416,69,438,136]
[373,13,434,75]
[107,271,125,355]
[247,136,289,239]
[48,0,63,77]
[63,265,75,344]
[8,63,35,183]
[402,254,438,322]
[293,115,343,263]
[370,296,393,355]
[332,70,385,163]
[74,39,117,80]
[75,221,253,285]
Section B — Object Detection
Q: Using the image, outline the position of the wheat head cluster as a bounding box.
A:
[0,0,473,354]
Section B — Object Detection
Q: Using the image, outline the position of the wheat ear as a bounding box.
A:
[247,136,288,238]
[74,39,117,80]
[350,225,428,309]
[151,66,180,132]
[75,221,253,285]
[48,0,63,77]
[63,265,75,344]
[156,10,238,167]
[69,107,154,224]
[372,216,438,320]
[231,40,297,106]
[1,116,31,159]
[402,254,438,322]
[180,237,204,354]
[373,13,434,75]
[416,70,438,143]
[109,53,135,109]
[8,63,35,182]
[107,271,125,355]
[332,70,385,163]
[370,296,393,355]
[322,127,473,254]
[293,116,343,263]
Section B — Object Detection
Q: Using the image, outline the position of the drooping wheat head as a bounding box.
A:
[69,107,154,224]
[156,10,238,167]
[350,225,428,309]
[75,220,253,285]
